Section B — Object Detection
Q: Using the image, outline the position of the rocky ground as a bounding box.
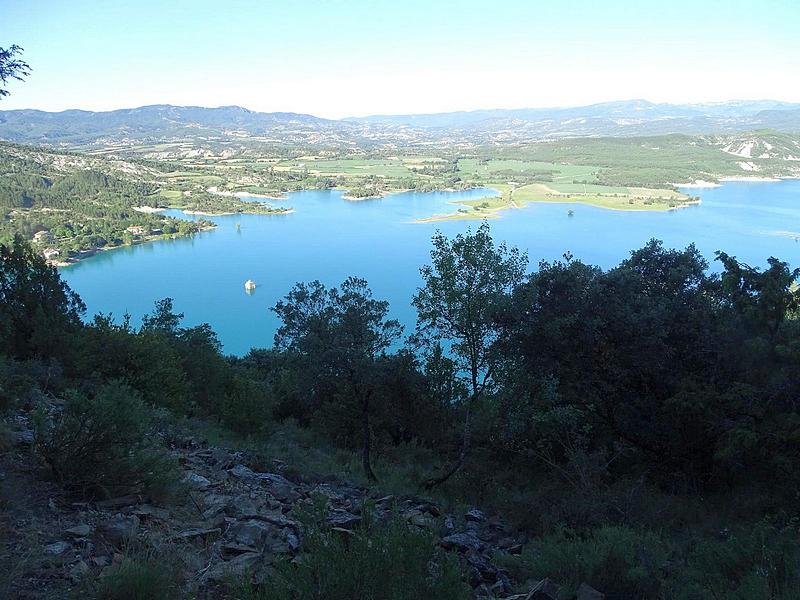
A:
[0,412,603,599]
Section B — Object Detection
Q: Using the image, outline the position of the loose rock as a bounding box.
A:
[230,519,273,549]
[440,531,483,553]
[206,552,262,583]
[327,511,362,529]
[65,524,93,538]
[183,471,212,490]
[526,577,561,600]
[577,582,605,600]
[465,508,487,523]
[98,514,139,548]
[45,541,71,555]
[172,527,221,542]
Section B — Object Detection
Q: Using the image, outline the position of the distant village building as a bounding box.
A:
[43,248,60,261]
[33,230,52,243]
[126,225,146,236]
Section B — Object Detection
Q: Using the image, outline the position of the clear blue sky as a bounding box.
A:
[2,0,799,117]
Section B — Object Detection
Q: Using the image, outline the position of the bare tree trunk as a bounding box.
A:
[423,394,472,490]
[423,342,484,490]
[362,390,377,482]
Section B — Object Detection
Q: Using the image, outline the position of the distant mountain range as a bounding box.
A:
[0,105,341,146]
[1,100,799,148]
[346,99,800,127]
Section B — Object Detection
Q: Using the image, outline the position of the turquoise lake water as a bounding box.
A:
[60,181,800,355]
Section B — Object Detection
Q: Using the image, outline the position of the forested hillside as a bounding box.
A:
[0,143,299,261]
[1,227,798,598]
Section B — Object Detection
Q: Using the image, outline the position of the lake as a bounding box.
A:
[60,181,800,355]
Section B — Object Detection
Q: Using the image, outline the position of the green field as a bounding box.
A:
[158,189,184,202]
[163,171,225,187]
[457,158,599,182]
[512,183,687,211]
[275,158,415,177]
[545,182,629,194]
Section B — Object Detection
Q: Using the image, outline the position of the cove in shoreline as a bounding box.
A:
[60,182,800,355]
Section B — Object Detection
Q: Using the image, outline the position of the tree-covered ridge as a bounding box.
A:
[1,230,798,598]
[0,142,295,261]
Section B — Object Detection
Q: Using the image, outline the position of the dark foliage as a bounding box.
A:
[1,231,799,598]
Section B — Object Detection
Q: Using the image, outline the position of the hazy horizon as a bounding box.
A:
[1,97,799,120]
[3,0,800,118]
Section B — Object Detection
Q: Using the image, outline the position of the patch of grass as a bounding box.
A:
[168,411,462,513]
[512,183,682,211]
[163,171,225,187]
[545,182,630,194]
[496,521,800,600]
[94,553,180,600]
[157,189,183,202]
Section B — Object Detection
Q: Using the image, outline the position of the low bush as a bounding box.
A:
[218,375,272,436]
[240,506,468,600]
[33,381,177,499]
[507,525,668,599]
[669,523,800,600]
[94,553,179,600]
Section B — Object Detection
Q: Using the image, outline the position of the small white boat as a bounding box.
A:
[244,279,256,291]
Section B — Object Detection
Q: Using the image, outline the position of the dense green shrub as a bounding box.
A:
[507,526,668,599]
[33,381,177,499]
[670,523,800,600]
[502,523,800,600]
[498,240,800,496]
[241,508,468,600]
[0,235,84,361]
[219,375,272,435]
[76,313,191,414]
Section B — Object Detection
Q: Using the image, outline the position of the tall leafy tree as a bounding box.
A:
[140,297,184,336]
[0,235,85,359]
[717,252,800,343]
[273,277,402,481]
[412,222,527,487]
[503,241,726,483]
